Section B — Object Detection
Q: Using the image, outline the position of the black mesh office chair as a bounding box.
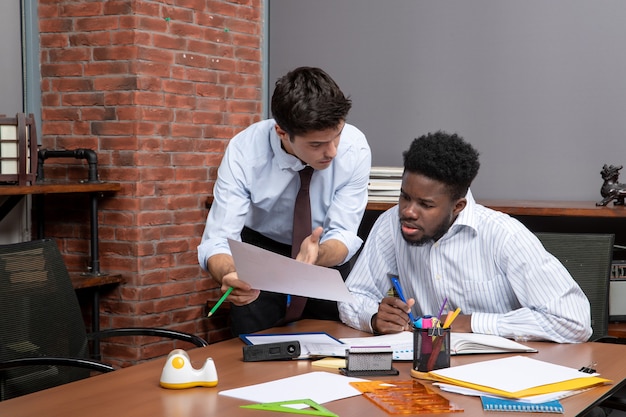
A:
[535,232,614,342]
[0,238,208,401]
[535,232,626,413]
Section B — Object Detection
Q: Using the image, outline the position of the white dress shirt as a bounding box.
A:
[198,119,371,270]
[338,191,592,343]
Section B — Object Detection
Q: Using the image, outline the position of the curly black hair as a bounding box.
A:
[403,131,480,200]
[271,67,352,138]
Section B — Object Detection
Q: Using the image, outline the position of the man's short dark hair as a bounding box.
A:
[271,67,352,138]
[403,131,480,200]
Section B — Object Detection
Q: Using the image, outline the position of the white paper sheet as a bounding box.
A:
[218,371,366,405]
[430,356,597,393]
[228,239,356,303]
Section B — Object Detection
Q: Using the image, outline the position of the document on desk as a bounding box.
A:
[228,239,356,303]
[218,371,366,405]
[339,331,537,360]
[428,356,611,399]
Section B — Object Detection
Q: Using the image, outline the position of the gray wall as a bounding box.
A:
[0,0,31,245]
[268,0,626,201]
[0,0,23,116]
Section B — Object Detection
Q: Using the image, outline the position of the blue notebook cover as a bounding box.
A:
[480,396,564,413]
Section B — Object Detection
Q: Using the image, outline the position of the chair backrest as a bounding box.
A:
[0,239,90,400]
[535,232,615,342]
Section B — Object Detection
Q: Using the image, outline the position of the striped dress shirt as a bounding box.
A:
[338,192,592,343]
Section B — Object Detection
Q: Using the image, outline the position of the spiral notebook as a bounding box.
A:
[481,396,564,413]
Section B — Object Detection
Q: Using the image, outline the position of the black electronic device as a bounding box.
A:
[242,340,301,362]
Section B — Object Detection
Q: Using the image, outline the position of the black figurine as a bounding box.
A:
[596,164,626,206]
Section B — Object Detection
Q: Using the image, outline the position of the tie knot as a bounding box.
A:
[298,166,314,191]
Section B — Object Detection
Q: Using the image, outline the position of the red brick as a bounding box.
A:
[131,0,160,17]
[40,18,73,33]
[164,94,195,109]
[104,1,133,16]
[85,61,131,76]
[134,91,165,106]
[75,16,120,32]
[38,4,59,18]
[61,92,105,106]
[41,63,83,77]
[104,92,134,106]
[40,33,69,48]
[132,61,171,78]
[136,46,175,63]
[162,79,195,95]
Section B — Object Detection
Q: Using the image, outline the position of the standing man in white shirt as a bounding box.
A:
[338,131,592,343]
[198,67,371,335]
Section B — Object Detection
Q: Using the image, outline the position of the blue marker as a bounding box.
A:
[390,276,417,322]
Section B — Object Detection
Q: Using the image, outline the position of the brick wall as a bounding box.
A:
[38,0,263,367]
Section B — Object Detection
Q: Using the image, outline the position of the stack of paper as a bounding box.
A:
[426,356,611,399]
[368,166,403,202]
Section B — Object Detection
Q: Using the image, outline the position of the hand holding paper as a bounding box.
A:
[228,239,355,303]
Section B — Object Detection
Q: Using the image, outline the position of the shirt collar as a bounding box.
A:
[269,122,308,171]
[446,188,479,236]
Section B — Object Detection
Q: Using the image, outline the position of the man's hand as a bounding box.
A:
[371,296,416,333]
[221,272,260,306]
[295,226,323,264]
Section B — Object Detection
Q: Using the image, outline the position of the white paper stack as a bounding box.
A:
[368,166,403,202]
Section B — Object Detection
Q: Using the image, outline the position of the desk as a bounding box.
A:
[1,320,626,417]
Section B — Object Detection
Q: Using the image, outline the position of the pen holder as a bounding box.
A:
[413,326,450,372]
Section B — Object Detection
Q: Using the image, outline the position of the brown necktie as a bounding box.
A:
[283,166,314,323]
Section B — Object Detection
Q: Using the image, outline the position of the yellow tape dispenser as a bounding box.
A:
[159,349,218,389]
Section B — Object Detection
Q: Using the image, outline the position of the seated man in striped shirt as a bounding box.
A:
[338,131,592,343]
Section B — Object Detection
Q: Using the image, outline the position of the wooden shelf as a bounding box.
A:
[206,195,626,218]
[366,199,626,218]
[479,199,626,218]
[70,273,124,290]
[0,181,122,196]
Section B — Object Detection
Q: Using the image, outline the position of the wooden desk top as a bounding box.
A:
[1,320,626,417]
[0,181,121,196]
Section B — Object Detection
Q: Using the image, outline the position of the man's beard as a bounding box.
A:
[400,216,453,246]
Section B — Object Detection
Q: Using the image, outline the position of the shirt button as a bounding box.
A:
[436,273,442,280]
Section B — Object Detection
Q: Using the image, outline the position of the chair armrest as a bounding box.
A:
[88,328,209,347]
[593,335,626,344]
[0,357,114,373]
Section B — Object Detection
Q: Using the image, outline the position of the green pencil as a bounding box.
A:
[207,287,233,317]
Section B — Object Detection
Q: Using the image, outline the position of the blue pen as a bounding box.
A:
[390,276,417,322]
